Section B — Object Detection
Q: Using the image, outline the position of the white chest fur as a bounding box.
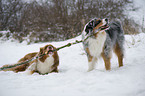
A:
[37,56,54,74]
[87,31,106,57]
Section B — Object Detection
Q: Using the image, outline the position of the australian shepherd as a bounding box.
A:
[0,44,59,75]
[82,18,124,71]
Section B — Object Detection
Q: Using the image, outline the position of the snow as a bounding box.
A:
[0,33,145,96]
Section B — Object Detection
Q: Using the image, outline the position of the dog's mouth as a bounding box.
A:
[100,19,109,30]
[100,24,109,30]
[47,50,53,54]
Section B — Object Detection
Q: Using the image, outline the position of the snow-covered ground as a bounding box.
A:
[0,33,145,96]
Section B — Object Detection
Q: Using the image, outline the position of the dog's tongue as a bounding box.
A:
[49,51,53,54]
[101,24,109,30]
[48,50,53,55]
[106,25,109,28]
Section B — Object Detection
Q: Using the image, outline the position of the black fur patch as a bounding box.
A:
[85,19,101,34]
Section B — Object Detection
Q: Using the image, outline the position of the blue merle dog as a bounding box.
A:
[82,18,124,71]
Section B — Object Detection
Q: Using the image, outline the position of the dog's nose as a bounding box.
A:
[49,46,52,50]
[105,18,108,22]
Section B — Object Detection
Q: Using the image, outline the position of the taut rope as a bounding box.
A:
[0,33,92,71]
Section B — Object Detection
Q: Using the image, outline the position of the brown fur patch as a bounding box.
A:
[93,19,104,31]
[18,52,37,62]
[86,48,90,56]
[101,52,111,70]
[93,32,98,38]
[38,47,48,62]
[51,46,59,73]
[86,48,93,62]
[88,56,93,62]
[114,43,124,67]
[101,31,106,35]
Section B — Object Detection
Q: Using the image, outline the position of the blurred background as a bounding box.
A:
[0,0,144,44]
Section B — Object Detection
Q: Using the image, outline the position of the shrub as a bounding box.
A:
[0,0,140,44]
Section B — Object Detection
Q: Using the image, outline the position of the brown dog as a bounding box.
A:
[1,44,59,75]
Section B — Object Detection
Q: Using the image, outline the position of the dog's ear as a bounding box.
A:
[39,47,44,54]
[90,20,95,26]
[44,45,49,50]
[85,21,94,34]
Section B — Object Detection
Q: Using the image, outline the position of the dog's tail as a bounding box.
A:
[109,20,123,32]
[113,20,125,54]
[107,20,125,53]
[116,21,124,49]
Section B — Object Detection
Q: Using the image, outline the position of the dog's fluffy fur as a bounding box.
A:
[82,18,124,71]
[1,44,59,75]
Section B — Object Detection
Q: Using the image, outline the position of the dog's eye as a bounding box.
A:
[91,20,96,26]
[97,20,101,24]
[89,21,94,26]
[89,22,92,25]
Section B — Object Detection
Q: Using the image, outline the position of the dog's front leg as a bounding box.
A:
[26,62,37,75]
[87,56,97,72]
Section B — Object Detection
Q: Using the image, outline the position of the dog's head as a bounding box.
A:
[84,18,109,35]
[39,44,56,56]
